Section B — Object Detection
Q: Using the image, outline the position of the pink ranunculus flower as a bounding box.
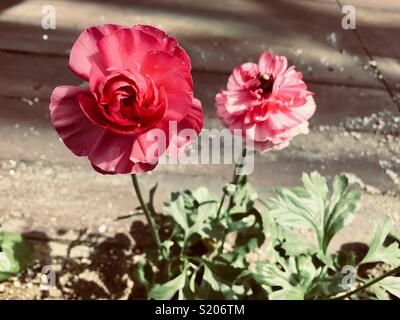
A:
[50,24,203,174]
[215,51,316,151]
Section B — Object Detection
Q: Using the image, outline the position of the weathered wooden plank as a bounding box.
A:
[355,8,400,59]
[0,50,396,126]
[0,0,382,87]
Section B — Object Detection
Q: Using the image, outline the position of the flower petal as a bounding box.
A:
[140,51,193,122]
[86,129,135,173]
[69,24,121,80]
[92,160,156,175]
[167,98,203,157]
[134,24,191,69]
[50,85,104,156]
[97,28,161,72]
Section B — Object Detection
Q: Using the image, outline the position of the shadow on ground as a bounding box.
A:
[22,220,154,300]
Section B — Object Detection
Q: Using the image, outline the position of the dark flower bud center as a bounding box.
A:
[259,74,274,94]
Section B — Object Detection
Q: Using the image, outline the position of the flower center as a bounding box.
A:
[258,74,274,94]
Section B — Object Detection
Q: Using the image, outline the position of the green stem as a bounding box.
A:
[217,148,248,253]
[131,174,163,258]
[227,148,247,209]
[215,193,226,221]
[332,265,400,300]
[215,148,247,221]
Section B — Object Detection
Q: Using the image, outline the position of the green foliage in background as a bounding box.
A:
[0,226,35,282]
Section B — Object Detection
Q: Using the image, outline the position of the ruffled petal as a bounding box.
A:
[69,24,121,80]
[98,28,161,72]
[227,63,259,91]
[50,86,104,156]
[92,161,156,175]
[258,51,275,76]
[134,24,191,69]
[86,129,136,173]
[140,51,193,122]
[167,98,203,158]
[130,129,166,165]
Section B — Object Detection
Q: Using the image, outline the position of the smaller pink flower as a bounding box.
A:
[216,51,316,151]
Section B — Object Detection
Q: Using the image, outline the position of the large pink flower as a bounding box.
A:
[216,51,315,151]
[50,24,203,174]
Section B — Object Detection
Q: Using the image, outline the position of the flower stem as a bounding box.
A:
[215,193,226,221]
[228,147,247,209]
[216,147,248,221]
[217,148,248,253]
[131,174,163,257]
[331,265,400,300]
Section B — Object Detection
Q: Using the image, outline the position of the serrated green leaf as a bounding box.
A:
[266,172,361,254]
[149,269,186,300]
[164,188,218,244]
[253,254,319,299]
[360,218,400,267]
[370,283,390,300]
[324,176,362,248]
[164,193,189,232]
[229,182,258,214]
[275,226,317,256]
[187,188,218,239]
[372,276,400,299]
[307,272,349,299]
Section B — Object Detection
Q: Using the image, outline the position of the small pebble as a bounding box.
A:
[98,224,107,233]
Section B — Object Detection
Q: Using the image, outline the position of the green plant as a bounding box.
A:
[127,171,399,300]
[131,172,265,299]
[254,172,400,300]
[0,225,35,282]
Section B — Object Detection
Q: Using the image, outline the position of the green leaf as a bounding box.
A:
[0,225,3,248]
[202,264,220,291]
[253,254,320,300]
[266,172,361,254]
[134,259,150,289]
[164,193,189,231]
[163,188,218,243]
[360,218,400,267]
[370,283,390,300]
[203,259,242,284]
[269,287,305,300]
[149,268,186,300]
[390,232,400,243]
[229,182,258,214]
[324,175,361,249]
[371,276,400,299]
[0,233,35,282]
[197,259,248,299]
[275,226,317,256]
[187,188,218,239]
